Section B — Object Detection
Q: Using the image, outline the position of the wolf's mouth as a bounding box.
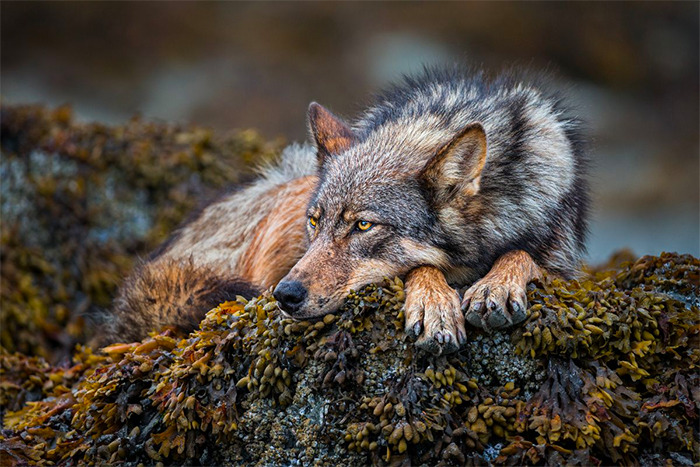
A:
[275,303,293,318]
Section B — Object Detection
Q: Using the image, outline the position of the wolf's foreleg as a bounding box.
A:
[404,266,466,355]
[461,250,542,330]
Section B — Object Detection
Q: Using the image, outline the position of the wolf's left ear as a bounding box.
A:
[420,122,487,205]
[308,102,355,163]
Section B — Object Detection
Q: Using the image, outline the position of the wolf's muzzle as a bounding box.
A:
[273,280,307,314]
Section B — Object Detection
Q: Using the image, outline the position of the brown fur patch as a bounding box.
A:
[237,176,316,288]
[398,238,450,270]
[94,258,260,347]
[344,258,400,291]
[478,250,542,287]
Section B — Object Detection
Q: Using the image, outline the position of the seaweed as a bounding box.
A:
[0,104,698,465]
[0,103,282,361]
[0,254,697,466]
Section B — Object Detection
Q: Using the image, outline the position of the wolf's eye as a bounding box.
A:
[308,217,318,229]
[355,220,374,232]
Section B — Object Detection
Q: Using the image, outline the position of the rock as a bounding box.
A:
[0,103,281,360]
[1,253,698,466]
[0,104,697,465]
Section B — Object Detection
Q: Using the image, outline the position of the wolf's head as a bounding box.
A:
[273,103,487,319]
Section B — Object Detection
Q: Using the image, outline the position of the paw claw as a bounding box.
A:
[457,329,467,345]
[509,299,526,324]
[404,276,465,355]
[413,321,422,337]
[504,310,514,326]
[405,320,420,339]
[463,278,529,331]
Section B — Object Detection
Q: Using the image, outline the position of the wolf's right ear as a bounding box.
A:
[420,122,488,205]
[308,102,355,164]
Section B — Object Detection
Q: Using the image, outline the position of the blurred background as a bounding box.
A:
[2,1,698,262]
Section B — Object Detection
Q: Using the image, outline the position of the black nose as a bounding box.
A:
[273,281,307,313]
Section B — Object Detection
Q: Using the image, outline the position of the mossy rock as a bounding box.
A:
[1,253,698,466]
[0,103,282,361]
[0,104,698,465]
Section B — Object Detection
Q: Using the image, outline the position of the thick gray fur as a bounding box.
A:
[311,66,589,285]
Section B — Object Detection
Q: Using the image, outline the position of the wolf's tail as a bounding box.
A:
[91,258,260,347]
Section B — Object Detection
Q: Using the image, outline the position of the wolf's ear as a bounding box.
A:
[308,102,355,163]
[420,122,487,205]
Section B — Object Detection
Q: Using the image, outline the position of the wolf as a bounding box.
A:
[97,67,589,355]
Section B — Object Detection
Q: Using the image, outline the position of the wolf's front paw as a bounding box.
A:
[461,278,527,330]
[404,267,466,355]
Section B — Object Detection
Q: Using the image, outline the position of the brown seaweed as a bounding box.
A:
[0,104,697,466]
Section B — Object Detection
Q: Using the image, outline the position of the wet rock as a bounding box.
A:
[0,104,697,465]
[1,253,698,466]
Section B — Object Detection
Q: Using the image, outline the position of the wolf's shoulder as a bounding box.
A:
[355,65,577,134]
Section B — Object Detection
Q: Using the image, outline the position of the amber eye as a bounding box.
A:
[356,220,374,232]
[308,217,318,229]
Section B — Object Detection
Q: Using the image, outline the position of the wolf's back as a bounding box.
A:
[93,144,317,346]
